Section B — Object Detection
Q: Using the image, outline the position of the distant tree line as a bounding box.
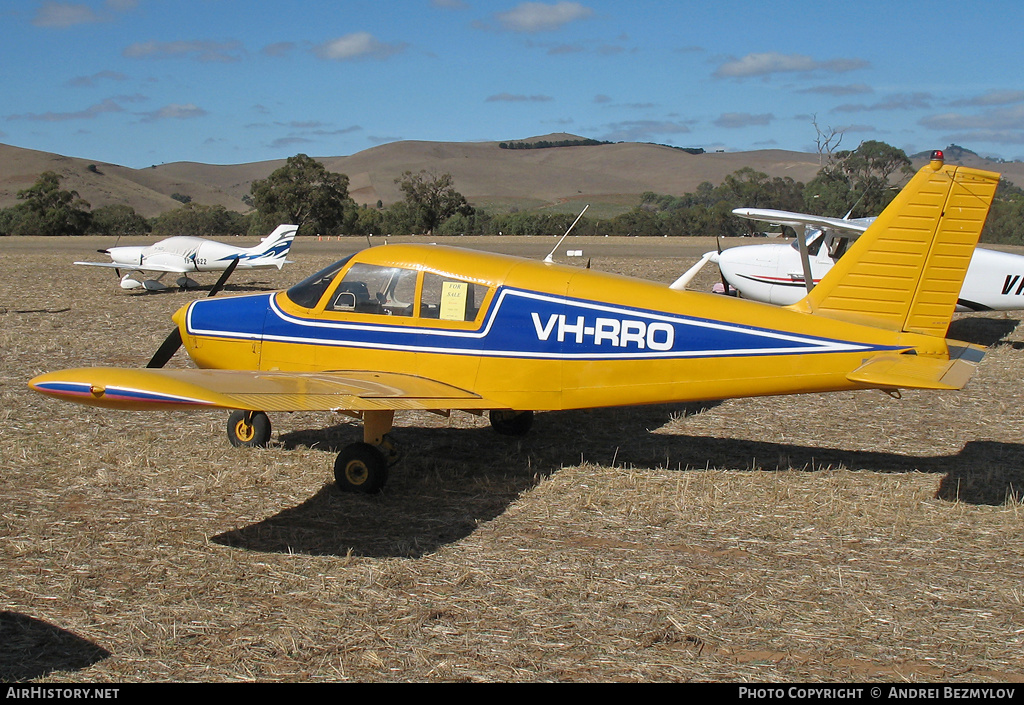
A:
[498,139,612,150]
[3,141,1024,244]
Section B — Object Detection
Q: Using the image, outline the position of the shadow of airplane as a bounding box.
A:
[947,316,1020,347]
[213,402,1023,559]
[0,612,109,682]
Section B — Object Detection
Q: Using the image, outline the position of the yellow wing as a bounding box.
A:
[28,368,502,412]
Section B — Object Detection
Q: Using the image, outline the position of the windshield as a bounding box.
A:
[789,230,826,256]
[285,255,354,309]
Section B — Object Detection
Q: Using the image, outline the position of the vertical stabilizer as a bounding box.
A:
[792,157,999,336]
[246,224,297,267]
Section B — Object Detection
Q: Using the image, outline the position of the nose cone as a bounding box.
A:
[176,293,273,370]
[172,303,189,330]
[714,245,753,291]
[106,245,146,265]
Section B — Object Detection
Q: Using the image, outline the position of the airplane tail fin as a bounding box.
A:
[245,224,298,268]
[791,154,1000,337]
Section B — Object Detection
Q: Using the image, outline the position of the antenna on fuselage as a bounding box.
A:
[543,204,589,263]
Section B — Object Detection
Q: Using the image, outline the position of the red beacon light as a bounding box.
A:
[929,149,945,169]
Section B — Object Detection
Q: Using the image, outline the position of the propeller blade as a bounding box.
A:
[147,328,182,369]
[146,258,238,369]
[208,257,239,298]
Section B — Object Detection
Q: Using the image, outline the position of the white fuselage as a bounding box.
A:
[106,236,280,273]
[717,233,1024,311]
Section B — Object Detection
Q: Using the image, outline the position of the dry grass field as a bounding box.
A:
[1,234,1023,683]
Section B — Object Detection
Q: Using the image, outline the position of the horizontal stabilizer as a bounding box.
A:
[846,341,985,391]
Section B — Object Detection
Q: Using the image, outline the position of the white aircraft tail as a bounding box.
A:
[244,224,297,269]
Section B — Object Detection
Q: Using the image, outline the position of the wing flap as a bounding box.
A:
[846,341,985,391]
[29,368,500,412]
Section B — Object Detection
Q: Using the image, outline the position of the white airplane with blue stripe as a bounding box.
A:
[76,224,297,290]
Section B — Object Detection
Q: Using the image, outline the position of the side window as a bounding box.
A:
[420,272,489,322]
[327,263,417,317]
[827,235,848,259]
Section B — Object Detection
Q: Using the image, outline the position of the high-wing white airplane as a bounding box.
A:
[76,224,298,290]
[679,208,1024,312]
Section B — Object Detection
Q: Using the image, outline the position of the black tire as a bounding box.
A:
[334,443,389,494]
[226,410,271,448]
[489,409,534,436]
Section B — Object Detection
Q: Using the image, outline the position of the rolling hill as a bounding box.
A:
[1,134,1021,219]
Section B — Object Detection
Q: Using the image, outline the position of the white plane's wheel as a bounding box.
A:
[489,409,534,437]
[335,443,389,494]
[227,410,271,448]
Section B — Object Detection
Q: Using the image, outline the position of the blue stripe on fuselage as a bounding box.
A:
[184,288,896,360]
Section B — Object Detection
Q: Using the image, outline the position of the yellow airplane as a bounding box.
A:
[30,153,999,493]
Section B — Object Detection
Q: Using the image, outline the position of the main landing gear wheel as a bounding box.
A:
[226,410,272,448]
[334,443,389,494]
[489,409,534,436]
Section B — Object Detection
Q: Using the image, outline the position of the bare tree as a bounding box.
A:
[812,114,845,167]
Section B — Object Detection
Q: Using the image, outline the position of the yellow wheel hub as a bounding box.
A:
[234,418,255,442]
[345,460,369,486]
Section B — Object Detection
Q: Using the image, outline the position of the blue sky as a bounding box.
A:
[3,0,1023,168]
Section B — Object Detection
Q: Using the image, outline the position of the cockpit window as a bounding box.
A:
[420,272,489,321]
[790,231,826,256]
[285,255,354,309]
[327,263,418,316]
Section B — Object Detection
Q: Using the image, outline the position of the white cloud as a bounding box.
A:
[599,120,692,143]
[32,2,101,28]
[262,42,296,58]
[485,93,554,102]
[833,93,933,113]
[949,90,1024,108]
[919,105,1024,131]
[714,52,868,79]
[64,70,129,88]
[797,84,873,97]
[9,99,124,121]
[495,2,593,32]
[124,40,244,63]
[139,103,208,122]
[314,32,406,61]
[714,112,775,129]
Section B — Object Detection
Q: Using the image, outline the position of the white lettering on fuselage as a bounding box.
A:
[530,313,674,351]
